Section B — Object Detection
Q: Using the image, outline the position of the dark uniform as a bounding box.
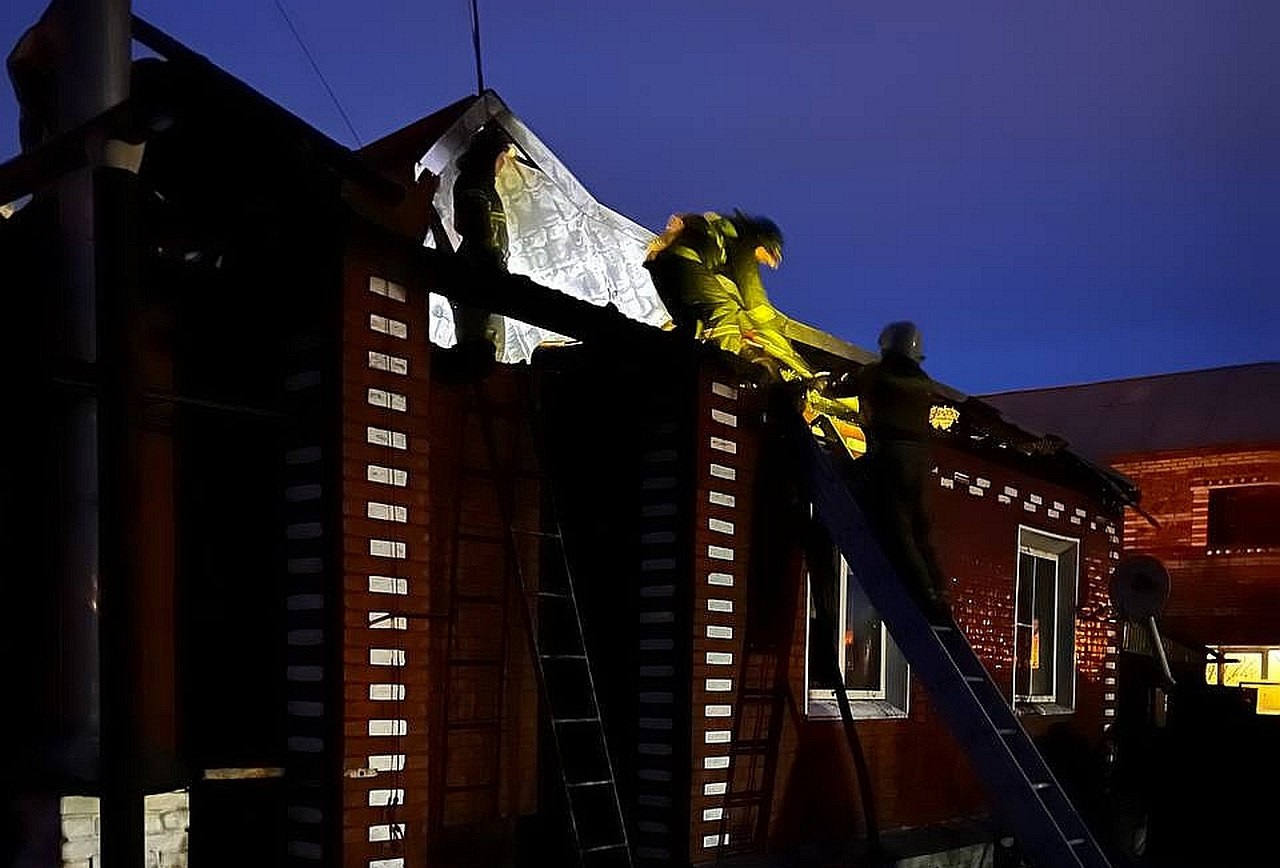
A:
[642,211,740,339]
[836,327,952,620]
[450,125,511,352]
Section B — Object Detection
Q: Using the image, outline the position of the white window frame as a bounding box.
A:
[805,557,909,720]
[1014,544,1060,703]
[1012,525,1080,715]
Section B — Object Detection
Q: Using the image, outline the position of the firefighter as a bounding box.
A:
[643,210,816,382]
[833,321,953,621]
[450,123,516,359]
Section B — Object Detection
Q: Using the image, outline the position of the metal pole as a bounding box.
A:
[95,158,146,868]
[1147,616,1176,688]
[53,0,136,862]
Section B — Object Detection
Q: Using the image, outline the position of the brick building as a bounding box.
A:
[2,12,1138,868]
[543,345,1127,867]
[984,363,1280,866]
[983,363,1280,705]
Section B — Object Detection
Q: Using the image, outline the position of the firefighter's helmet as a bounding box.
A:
[730,211,784,266]
[878,321,925,362]
[460,124,512,169]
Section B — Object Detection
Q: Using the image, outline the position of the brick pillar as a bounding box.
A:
[340,271,433,868]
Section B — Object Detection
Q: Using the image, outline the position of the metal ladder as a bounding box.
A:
[785,408,1113,868]
[472,372,634,868]
[435,382,516,834]
[714,618,793,857]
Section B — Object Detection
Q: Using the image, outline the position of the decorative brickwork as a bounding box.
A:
[764,431,1121,846]
[339,264,433,868]
[688,375,757,863]
[1111,446,1280,645]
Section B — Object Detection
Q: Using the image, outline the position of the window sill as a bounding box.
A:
[1015,702,1074,717]
[807,697,908,721]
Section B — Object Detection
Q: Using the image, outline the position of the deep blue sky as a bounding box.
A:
[2,0,1276,393]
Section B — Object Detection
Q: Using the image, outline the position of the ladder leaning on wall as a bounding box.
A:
[468,370,634,868]
[784,407,1114,868]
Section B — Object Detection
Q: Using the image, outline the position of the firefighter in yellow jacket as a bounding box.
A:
[643,210,816,380]
[643,210,864,453]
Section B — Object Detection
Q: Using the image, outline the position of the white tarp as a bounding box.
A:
[418,92,669,362]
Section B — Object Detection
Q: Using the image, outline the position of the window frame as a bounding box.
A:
[1011,525,1080,715]
[805,557,910,720]
[1206,483,1280,550]
[1014,544,1061,703]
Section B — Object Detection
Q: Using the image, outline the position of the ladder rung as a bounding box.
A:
[963,675,983,682]
[554,716,601,725]
[932,624,954,632]
[997,728,1016,736]
[567,779,612,788]
[512,527,561,539]
[536,591,572,599]
[1068,838,1086,846]
[542,654,587,660]
[1032,782,1051,790]
[582,843,628,854]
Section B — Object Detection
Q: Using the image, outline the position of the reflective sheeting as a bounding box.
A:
[419,92,669,362]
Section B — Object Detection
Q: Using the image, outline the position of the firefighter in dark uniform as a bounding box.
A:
[834,321,953,620]
[643,210,746,334]
[450,123,515,359]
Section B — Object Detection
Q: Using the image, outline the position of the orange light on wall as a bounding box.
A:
[1030,618,1041,670]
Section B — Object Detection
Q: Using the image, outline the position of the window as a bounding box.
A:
[1205,645,1280,715]
[1013,527,1079,713]
[807,557,909,719]
[1208,485,1280,549]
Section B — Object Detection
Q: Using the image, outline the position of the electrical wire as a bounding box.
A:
[270,0,364,147]
[469,0,486,94]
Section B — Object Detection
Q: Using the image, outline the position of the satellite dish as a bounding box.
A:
[1111,554,1176,687]
[1110,554,1170,620]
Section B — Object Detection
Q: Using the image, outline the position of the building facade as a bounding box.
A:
[2,16,1137,868]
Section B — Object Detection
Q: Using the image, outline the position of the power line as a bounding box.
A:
[469,0,485,95]
[271,0,363,147]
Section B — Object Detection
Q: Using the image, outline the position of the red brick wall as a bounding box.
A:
[426,368,539,842]
[1111,446,1280,645]
[763,431,1122,844]
[338,246,541,867]
[686,373,762,862]
[340,253,433,868]
[430,366,540,834]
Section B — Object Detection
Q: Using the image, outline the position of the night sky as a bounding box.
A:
[2,0,1275,394]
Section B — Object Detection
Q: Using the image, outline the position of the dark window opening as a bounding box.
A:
[1208,485,1280,548]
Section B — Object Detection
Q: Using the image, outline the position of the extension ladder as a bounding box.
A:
[786,409,1113,868]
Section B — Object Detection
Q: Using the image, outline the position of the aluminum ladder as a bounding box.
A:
[786,409,1112,868]
[473,374,634,868]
